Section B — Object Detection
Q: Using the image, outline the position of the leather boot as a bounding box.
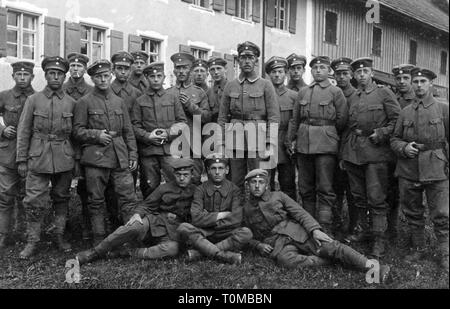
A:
[215,238,234,251]
[405,228,426,262]
[187,249,203,261]
[0,233,6,254]
[19,222,41,259]
[438,240,449,273]
[76,248,100,265]
[215,251,242,265]
[347,208,371,243]
[54,215,71,252]
[90,214,105,247]
[0,212,10,252]
[369,235,386,259]
[191,236,220,257]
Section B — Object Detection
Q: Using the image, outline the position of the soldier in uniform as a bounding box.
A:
[75,158,197,264]
[286,54,307,92]
[132,62,187,198]
[129,51,149,92]
[341,58,401,258]
[218,41,280,189]
[206,57,228,123]
[0,61,35,253]
[265,56,296,200]
[330,57,357,238]
[167,52,211,185]
[192,58,210,92]
[177,154,253,265]
[392,64,416,109]
[391,67,449,272]
[286,56,348,235]
[16,56,76,258]
[73,59,139,245]
[242,169,390,282]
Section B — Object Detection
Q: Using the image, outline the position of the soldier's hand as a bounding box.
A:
[339,160,346,171]
[2,126,17,139]
[129,160,137,172]
[126,214,143,226]
[98,130,113,146]
[404,142,419,158]
[217,211,232,220]
[167,213,177,221]
[368,132,379,145]
[312,229,333,247]
[257,243,273,256]
[179,93,191,105]
[17,162,28,178]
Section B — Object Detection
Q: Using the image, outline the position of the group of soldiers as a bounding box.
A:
[0,39,448,282]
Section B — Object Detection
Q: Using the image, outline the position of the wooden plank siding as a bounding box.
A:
[312,0,449,93]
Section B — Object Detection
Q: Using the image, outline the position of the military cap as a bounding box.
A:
[265,56,288,74]
[171,158,194,171]
[245,169,269,181]
[207,57,227,68]
[87,59,112,76]
[192,58,209,69]
[11,60,35,74]
[309,56,331,68]
[204,153,229,169]
[286,53,307,68]
[67,52,90,66]
[331,57,353,72]
[350,57,373,71]
[111,51,134,67]
[131,51,149,63]
[392,64,415,76]
[170,52,195,66]
[237,41,261,58]
[410,67,437,80]
[41,56,69,73]
[143,62,165,75]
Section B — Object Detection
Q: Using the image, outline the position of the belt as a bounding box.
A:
[301,119,335,126]
[33,132,68,141]
[231,114,266,121]
[106,131,122,138]
[352,129,375,137]
[415,141,447,151]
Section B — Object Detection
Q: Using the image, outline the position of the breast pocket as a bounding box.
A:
[229,92,240,112]
[368,104,385,124]
[3,105,20,126]
[299,100,310,119]
[61,112,73,133]
[429,118,445,139]
[319,99,336,120]
[402,119,415,140]
[114,109,124,129]
[33,111,48,131]
[161,101,175,121]
[249,92,265,111]
[88,109,106,129]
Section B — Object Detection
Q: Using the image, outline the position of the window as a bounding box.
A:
[440,51,447,75]
[274,0,289,30]
[141,38,162,63]
[235,0,251,20]
[6,10,38,60]
[409,40,417,65]
[193,0,210,9]
[191,47,209,60]
[372,26,382,56]
[324,11,338,44]
[80,25,105,63]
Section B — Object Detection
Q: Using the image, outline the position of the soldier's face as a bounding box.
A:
[311,64,330,82]
[238,54,257,74]
[289,64,305,81]
[209,65,226,82]
[354,67,373,87]
[174,170,193,188]
[174,64,191,83]
[207,162,229,184]
[45,69,66,90]
[334,70,352,88]
[269,67,286,86]
[132,59,146,75]
[91,71,112,90]
[247,177,268,198]
[113,64,132,83]
[395,74,412,93]
[192,66,208,85]
[69,62,86,79]
[147,72,165,90]
[13,71,34,89]
[412,76,432,98]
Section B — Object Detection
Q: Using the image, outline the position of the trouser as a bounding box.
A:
[85,166,139,238]
[23,171,73,242]
[230,152,266,189]
[139,155,175,199]
[296,154,336,226]
[399,178,449,246]
[387,162,400,236]
[344,161,389,236]
[270,162,296,200]
[0,165,24,235]
[95,217,179,259]
[333,165,357,233]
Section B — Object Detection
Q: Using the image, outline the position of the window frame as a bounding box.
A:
[190,47,210,60]
[141,37,162,63]
[371,26,382,57]
[6,9,39,61]
[324,10,338,45]
[80,23,107,63]
[274,0,289,31]
[192,0,211,9]
[235,0,252,21]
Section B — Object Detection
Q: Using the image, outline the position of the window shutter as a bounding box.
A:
[110,30,123,55]
[181,0,193,3]
[252,0,261,23]
[64,21,81,57]
[213,0,225,11]
[289,0,297,34]
[128,34,142,52]
[224,53,235,81]
[44,17,61,57]
[266,0,276,27]
[212,51,222,58]
[225,0,236,15]
[0,7,8,58]
[179,44,191,53]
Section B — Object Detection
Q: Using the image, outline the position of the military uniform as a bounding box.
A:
[286,56,348,232]
[132,62,187,198]
[73,60,139,243]
[192,59,210,92]
[129,51,149,92]
[341,58,401,257]
[0,61,35,249]
[62,77,93,101]
[16,57,76,257]
[206,57,228,123]
[286,54,307,92]
[391,68,448,270]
